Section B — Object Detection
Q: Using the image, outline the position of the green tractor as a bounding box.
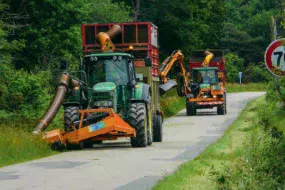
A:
[34,23,163,149]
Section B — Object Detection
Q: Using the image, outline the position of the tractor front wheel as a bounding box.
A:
[186,102,196,116]
[217,101,226,115]
[129,103,148,147]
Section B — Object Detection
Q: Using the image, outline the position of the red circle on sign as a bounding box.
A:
[264,39,285,77]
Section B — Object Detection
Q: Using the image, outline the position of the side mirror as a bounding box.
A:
[60,60,68,71]
[145,57,152,67]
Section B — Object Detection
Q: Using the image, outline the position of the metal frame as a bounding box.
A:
[43,108,136,145]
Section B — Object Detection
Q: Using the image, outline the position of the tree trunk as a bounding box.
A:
[131,0,140,21]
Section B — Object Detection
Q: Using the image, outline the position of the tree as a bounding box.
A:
[5,0,131,71]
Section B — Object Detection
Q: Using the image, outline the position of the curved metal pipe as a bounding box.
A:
[202,51,214,67]
[33,73,71,134]
[96,24,122,51]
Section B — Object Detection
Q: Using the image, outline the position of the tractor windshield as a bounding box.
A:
[192,69,218,84]
[86,57,129,87]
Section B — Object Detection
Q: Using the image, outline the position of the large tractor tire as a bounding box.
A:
[186,102,196,116]
[64,106,79,132]
[153,114,163,142]
[129,103,148,147]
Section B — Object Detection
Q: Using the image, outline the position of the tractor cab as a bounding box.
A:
[192,67,219,85]
[83,53,136,115]
[190,67,222,98]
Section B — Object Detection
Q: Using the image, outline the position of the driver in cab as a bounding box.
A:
[202,72,213,84]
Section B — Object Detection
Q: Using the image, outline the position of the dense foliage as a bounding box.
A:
[0,0,131,123]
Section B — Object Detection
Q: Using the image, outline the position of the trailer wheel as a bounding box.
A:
[147,103,153,146]
[186,102,196,116]
[153,114,163,142]
[129,103,148,147]
[217,101,226,115]
[64,106,79,132]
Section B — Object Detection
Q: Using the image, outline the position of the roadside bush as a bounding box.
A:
[0,63,63,130]
[243,62,272,83]
[217,99,285,189]
[224,53,272,83]
[225,53,244,83]
[266,78,285,104]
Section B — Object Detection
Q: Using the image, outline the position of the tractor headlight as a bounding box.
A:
[94,100,113,107]
[90,56,98,62]
[213,95,217,98]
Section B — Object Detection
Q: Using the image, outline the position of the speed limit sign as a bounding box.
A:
[265,38,285,76]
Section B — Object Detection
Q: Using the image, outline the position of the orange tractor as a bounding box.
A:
[186,50,227,116]
[158,49,227,116]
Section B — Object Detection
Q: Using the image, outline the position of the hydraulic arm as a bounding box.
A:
[159,50,191,97]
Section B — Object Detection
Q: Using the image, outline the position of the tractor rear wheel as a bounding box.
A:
[64,106,79,132]
[153,114,163,142]
[186,102,196,116]
[129,103,148,147]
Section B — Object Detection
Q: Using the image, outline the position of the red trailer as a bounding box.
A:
[81,22,159,77]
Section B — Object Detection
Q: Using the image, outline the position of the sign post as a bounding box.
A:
[238,72,243,84]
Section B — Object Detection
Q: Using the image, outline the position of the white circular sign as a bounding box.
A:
[265,39,285,76]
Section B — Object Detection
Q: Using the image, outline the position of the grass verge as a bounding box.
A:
[153,96,266,189]
[154,94,285,189]
[160,88,185,119]
[0,125,56,168]
[226,83,267,93]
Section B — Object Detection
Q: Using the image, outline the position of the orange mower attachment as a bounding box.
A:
[42,108,136,150]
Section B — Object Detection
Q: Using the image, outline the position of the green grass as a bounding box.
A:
[160,88,185,118]
[270,112,285,134]
[153,96,265,190]
[226,83,267,93]
[0,125,57,168]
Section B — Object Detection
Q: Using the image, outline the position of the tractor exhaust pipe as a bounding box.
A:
[33,73,71,134]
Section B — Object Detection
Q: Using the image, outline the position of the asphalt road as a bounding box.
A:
[0,92,265,190]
